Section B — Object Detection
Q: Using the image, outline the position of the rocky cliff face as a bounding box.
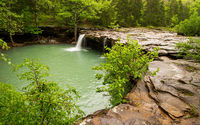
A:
[79,28,200,125]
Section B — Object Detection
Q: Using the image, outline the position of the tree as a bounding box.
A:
[166,0,179,26]
[93,37,159,106]
[0,59,84,124]
[178,0,190,22]
[0,0,22,44]
[143,0,165,26]
[115,0,143,27]
[159,0,166,26]
[175,10,200,36]
[58,0,110,41]
[190,0,200,16]
[89,0,115,28]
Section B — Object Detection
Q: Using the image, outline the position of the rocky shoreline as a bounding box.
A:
[78,28,200,125]
[79,56,200,125]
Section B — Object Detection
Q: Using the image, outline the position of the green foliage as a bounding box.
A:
[0,0,23,43]
[0,82,26,124]
[175,11,200,36]
[176,38,200,61]
[115,0,143,27]
[0,59,84,124]
[95,1,117,27]
[0,39,9,50]
[190,0,200,16]
[171,14,179,27]
[93,37,159,106]
[0,39,12,65]
[0,0,197,35]
[24,26,43,35]
[143,0,165,26]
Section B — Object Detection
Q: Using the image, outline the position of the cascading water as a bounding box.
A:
[75,34,85,49]
[66,34,85,51]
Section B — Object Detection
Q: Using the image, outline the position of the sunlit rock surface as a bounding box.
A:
[83,28,189,57]
[79,57,200,125]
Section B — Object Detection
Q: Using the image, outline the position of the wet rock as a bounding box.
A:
[71,42,77,45]
[12,43,25,47]
[49,39,57,44]
[158,50,168,56]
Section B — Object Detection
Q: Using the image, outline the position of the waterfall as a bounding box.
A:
[75,34,85,50]
[66,34,85,51]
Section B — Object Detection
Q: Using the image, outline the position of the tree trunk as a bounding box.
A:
[74,23,78,42]
[9,33,14,45]
[8,0,14,45]
[35,0,38,27]
[74,3,78,42]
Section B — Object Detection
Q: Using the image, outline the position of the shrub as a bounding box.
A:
[175,11,200,36]
[0,39,11,64]
[0,83,26,124]
[0,59,84,124]
[93,37,159,106]
[176,38,200,61]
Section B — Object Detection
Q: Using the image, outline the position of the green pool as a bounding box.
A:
[0,44,109,115]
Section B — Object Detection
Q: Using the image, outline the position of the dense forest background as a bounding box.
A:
[0,0,200,42]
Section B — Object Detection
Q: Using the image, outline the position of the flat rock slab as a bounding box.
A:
[83,28,189,57]
[78,57,200,125]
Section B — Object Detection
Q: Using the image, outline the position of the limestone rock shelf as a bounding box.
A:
[83,28,189,57]
[79,57,200,125]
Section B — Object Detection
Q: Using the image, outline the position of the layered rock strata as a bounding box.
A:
[80,57,200,125]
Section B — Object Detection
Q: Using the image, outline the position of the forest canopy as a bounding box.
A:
[0,0,200,42]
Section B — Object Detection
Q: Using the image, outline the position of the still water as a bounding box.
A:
[0,44,109,115]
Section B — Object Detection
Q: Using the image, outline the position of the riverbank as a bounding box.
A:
[79,56,200,125]
[78,28,200,125]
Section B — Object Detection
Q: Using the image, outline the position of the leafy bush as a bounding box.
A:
[0,39,11,64]
[0,59,84,124]
[0,39,9,50]
[93,37,159,106]
[175,11,200,36]
[24,26,43,35]
[176,38,200,61]
[0,83,26,124]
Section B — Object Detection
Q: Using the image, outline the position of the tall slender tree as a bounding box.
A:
[166,0,179,26]
[115,0,143,27]
[58,0,110,41]
[0,0,22,44]
[143,0,164,26]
